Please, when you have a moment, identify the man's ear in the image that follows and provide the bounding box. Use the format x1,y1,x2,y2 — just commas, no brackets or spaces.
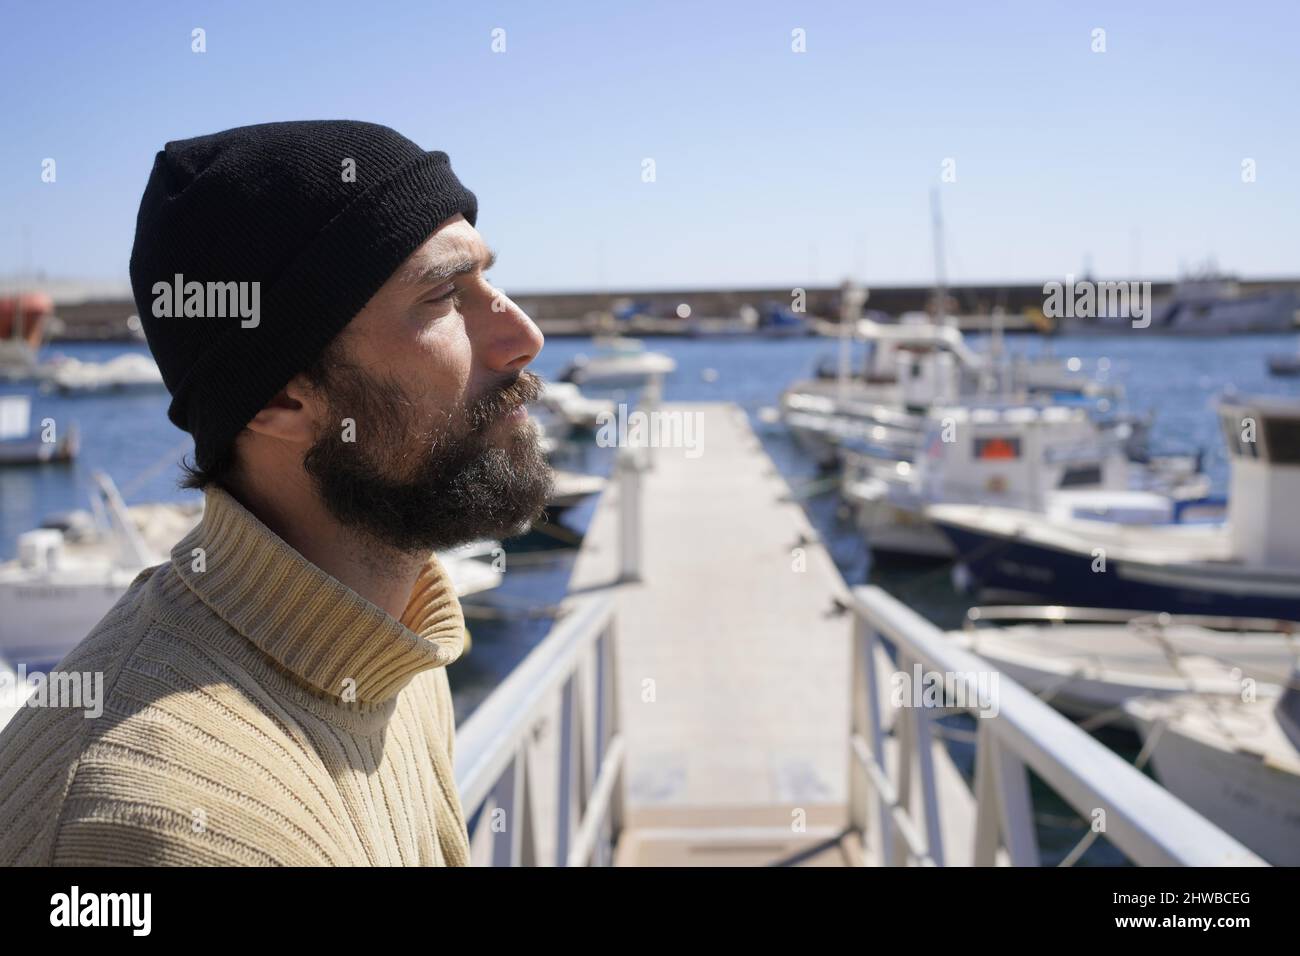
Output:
245,374,322,445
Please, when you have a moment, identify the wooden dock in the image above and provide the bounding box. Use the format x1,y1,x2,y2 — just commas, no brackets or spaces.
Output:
562,401,858,864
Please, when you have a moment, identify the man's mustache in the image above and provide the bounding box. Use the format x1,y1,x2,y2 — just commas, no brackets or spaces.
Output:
467,370,544,432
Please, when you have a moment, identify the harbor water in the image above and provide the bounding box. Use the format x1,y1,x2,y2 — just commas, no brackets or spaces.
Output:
2,333,1296,865
3,331,1297,646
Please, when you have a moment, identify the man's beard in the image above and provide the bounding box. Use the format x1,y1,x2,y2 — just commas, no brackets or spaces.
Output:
302,365,553,555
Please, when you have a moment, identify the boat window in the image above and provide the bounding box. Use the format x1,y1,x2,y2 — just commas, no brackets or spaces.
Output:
1264,417,1300,465
975,436,1020,460
1058,465,1103,487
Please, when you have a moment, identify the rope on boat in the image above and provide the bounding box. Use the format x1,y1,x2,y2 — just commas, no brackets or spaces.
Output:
116,438,194,500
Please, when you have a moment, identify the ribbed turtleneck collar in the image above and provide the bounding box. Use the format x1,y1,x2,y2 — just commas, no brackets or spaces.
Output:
171,486,466,704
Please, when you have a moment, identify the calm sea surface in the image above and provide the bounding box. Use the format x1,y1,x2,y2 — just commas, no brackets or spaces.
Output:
3,333,1295,865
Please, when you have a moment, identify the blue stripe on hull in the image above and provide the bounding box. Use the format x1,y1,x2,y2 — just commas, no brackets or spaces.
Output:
935,523,1300,621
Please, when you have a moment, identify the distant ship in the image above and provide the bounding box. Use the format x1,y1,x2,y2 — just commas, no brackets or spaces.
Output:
1064,273,1298,335
1151,275,1298,334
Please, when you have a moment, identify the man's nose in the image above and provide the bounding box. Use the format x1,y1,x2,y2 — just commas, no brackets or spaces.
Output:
478,288,544,373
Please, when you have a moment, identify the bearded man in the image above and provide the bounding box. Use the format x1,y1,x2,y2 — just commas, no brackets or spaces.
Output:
0,120,551,866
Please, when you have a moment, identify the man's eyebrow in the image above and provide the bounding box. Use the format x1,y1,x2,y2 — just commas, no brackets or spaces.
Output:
404,247,497,288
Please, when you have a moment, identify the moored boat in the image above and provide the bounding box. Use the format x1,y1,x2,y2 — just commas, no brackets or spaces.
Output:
843,402,1210,560
949,605,1299,721
1124,666,1300,866
558,337,676,389
930,395,1300,620
0,395,78,465
0,473,505,672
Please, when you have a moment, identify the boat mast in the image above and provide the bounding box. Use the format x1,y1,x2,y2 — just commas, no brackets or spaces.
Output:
838,279,867,402
930,188,948,325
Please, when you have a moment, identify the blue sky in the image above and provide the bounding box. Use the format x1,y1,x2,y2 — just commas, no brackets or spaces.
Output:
2,0,1297,292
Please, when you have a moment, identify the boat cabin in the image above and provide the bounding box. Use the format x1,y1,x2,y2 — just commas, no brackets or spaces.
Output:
915,404,1131,511
1220,397,1300,568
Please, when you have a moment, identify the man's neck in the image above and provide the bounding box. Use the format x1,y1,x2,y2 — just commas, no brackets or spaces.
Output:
223,474,425,622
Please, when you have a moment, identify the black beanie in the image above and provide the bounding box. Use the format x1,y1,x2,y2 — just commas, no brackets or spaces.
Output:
128,120,478,471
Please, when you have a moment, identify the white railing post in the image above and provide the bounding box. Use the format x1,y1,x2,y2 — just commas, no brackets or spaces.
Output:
972,722,1039,866
555,672,585,866
606,621,626,858
847,617,871,860
860,624,895,864
912,702,946,867
893,689,916,865
617,445,643,583
595,619,623,865
972,725,999,866
489,752,521,867
641,375,662,473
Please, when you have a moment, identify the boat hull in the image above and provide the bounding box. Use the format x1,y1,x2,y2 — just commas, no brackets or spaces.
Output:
935,520,1300,620
853,497,955,560
0,579,130,670
1128,708,1300,867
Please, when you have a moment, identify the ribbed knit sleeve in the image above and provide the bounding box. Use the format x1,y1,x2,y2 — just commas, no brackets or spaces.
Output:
0,488,471,867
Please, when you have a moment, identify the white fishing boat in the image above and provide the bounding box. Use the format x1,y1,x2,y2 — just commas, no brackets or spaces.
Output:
781,314,1137,468
526,398,574,445
781,315,984,465
781,389,925,467
0,473,504,671
929,395,1300,620
0,293,165,392
438,539,506,598
0,656,24,733
1124,666,1300,866
3,349,165,392
0,474,201,670
536,380,616,432
548,469,606,512
44,352,165,392
781,196,1139,469
949,606,1300,721
0,395,78,465
843,402,1211,559
558,337,676,390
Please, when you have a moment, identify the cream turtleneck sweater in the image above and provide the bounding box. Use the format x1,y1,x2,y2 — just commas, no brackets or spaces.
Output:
0,486,471,866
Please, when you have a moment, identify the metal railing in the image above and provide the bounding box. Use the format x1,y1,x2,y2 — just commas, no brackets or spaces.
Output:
965,604,1300,634
454,592,625,866
847,584,1267,866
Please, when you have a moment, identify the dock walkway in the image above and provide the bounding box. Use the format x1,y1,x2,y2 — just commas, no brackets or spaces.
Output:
564,401,856,864
455,401,1264,867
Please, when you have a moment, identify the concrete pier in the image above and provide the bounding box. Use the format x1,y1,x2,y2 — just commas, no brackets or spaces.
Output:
563,401,857,864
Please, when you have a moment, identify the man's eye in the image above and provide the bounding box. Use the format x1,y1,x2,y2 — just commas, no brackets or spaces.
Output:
426,285,461,306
